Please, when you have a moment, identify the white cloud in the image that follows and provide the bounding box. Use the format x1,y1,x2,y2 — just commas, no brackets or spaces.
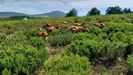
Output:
0,0,133,15
57,0,133,8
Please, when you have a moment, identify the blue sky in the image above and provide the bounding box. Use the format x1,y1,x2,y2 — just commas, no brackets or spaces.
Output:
0,0,133,16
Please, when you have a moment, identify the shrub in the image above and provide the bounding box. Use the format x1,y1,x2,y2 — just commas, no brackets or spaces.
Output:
67,38,127,59
97,32,108,41
44,55,92,75
73,32,107,42
48,29,73,47
125,35,133,52
104,23,133,35
109,32,133,58
89,26,102,35
1,31,45,48
30,37,46,50
126,54,133,72
104,41,128,58
0,44,47,75
23,29,36,39
0,33,6,43
73,33,95,40
0,31,47,74
1,31,28,46
108,32,131,55
67,39,101,59
2,69,11,75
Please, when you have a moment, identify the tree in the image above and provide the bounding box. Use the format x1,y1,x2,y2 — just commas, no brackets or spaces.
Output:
66,8,77,17
123,8,132,14
87,7,101,15
106,6,123,14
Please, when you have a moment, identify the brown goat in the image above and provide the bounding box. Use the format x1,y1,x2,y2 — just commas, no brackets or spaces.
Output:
36,31,48,40
92,23,105,29
43,24,58,32
90,21,105,29
69,26,88,33
74,22,85,26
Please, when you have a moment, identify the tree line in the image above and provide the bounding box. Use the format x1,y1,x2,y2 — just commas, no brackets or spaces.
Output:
66,6,133,17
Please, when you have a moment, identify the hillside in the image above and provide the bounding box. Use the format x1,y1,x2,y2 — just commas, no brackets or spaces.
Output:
0,14,133,75
0,11,66,18
0,12,28,18
32,11,66,18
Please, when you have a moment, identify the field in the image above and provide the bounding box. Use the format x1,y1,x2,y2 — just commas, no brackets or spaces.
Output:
0,14,133,75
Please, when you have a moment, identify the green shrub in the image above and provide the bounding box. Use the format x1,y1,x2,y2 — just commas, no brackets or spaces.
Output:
1,31,45,48
97,32,108,41
110,32,127,42
125,35,133,53
104,23,133,35
0,33,6,43
104,41,128,58
23,29,36,38
126,54,133,72
30,37,46,50
44,55,92,75
0,31,47,74
0,44,47,75
67,39,101,59
48,29,73,47
73,32,100,42
110,32,133,57
1,31,28,46
73,31,108,42
67,38,127,59
2,69,11,75
89,26,102,35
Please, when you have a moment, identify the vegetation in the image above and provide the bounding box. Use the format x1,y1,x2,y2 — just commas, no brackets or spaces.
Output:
123,8,132,14
44,55,92,75
48,29,73,47
0,13,133,75
0,16,35,21
87,7,101,15
106,6,123,14
66,8,77,17
126,54,133,72
0,31,47,75
68,36,128,59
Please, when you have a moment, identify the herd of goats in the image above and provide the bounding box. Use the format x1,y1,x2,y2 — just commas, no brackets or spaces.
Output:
36,21,105,40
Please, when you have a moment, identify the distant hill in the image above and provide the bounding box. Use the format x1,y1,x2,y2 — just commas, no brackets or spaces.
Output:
0,11,66,18
0,12,28,18
32,11,66,18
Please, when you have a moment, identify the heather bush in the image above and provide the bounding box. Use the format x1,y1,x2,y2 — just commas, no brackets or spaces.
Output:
0,44,47,74
104,23,133,35
44,55,92,75
0,33,6,43
48,29,73,47
0,31,47,74
67,38,127,59
126,54,133,72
